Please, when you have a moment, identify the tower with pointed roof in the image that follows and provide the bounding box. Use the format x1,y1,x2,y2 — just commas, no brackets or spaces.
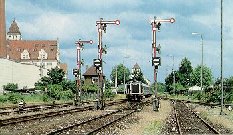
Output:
132,63,141,73
7,19,22,40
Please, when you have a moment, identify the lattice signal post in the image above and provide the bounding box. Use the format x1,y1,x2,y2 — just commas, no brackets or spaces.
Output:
73,39,93,105
95,18,120,110
150,17,175,98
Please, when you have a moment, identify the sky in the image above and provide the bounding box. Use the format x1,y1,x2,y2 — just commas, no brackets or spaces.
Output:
5,0,233,83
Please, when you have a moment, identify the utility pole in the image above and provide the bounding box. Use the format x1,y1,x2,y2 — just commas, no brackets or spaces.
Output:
73,39,93,105
192,32,204,92
123,56,130,93
40,53,44,77
172,56,175,94
220,0,224,115
94,18,120,110
115,66,118,88
167,55,175,94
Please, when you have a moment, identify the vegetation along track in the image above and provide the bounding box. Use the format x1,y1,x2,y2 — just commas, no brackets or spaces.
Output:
46,100,149,135
0,99,126,126
173,101,220,134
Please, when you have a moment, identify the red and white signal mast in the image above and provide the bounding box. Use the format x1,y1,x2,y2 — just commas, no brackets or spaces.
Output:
150,16,175,110
94,18,120,109
73,39,93,105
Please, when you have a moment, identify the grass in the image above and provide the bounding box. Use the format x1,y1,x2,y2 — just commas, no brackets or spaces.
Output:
0,91,117,107
196,105,233,133
114,94,126,100
143,121,162,135
0,93,74,107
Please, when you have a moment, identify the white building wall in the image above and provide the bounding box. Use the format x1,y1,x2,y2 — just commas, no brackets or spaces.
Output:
33,61,58,77
20,60,58,77
0,58,41,93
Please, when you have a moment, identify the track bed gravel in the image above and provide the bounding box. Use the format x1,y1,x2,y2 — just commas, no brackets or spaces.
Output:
118,100,172,135
0,101,127,134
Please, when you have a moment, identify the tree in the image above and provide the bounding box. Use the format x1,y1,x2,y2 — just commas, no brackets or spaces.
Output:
165,71,179,93
214,77,233,103
47,66,65,84
110,64,130,85
131,69,146,83
165,58,193,94
35,66,66,90
151,82,166,93
60,80,76,93
178,57,193,88
190,65,213,87
34,67,75,101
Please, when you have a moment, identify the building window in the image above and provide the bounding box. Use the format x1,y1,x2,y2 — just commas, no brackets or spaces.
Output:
38,49,48,60
47,63,52,66
21,49,30,60
92,77,98,84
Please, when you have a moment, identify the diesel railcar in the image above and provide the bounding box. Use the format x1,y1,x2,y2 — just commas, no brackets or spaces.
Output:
125,81,152,101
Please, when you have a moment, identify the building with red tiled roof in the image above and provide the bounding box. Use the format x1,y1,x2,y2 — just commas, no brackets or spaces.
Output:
5,19,62,77
7,40,58,61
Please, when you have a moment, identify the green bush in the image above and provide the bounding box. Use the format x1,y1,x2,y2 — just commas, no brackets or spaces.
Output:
0,95,8,103
59,90,74,100
3,83,18,92
82,84,99,93
7,93,22,104
47,84,63,100
104,88,115,99
42,94,50,102
82,92,97,100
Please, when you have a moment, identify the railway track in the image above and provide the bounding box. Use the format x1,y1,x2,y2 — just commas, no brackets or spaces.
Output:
0,99,126,127
0,99,127,116
46,100,149,135
173,101,220,134
0,102,74,116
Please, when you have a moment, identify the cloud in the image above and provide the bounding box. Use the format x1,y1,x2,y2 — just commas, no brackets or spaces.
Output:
6,0,233,82
18,12,97,43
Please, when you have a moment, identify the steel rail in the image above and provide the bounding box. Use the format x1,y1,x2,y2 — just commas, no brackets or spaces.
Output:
0,105,92,126
174,106,182,135
46,109,121,135
86,110,135,135
47,100,147,134
179,101,220,134
192,109,220,134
